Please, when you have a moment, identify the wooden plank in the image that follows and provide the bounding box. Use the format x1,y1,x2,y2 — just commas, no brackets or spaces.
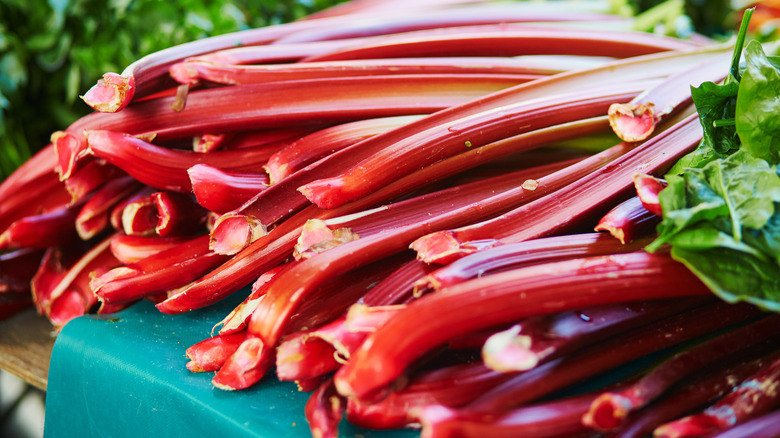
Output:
0,308,54,391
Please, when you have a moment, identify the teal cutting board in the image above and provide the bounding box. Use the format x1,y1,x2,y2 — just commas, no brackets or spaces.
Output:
44,291,416,438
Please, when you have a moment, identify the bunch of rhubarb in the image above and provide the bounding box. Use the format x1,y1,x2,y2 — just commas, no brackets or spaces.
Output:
2,1,779,437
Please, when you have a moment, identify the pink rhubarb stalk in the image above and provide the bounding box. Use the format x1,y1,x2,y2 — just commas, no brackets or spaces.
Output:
302,25,699,62
634,172,667,216
170,57,548,86
75,175,142,240
80,72,136,113
418,232,650,291
188,165,269,214
482,298,709,373
332,251,713,402
594,195,661,244
305,379,345,438
0,197,87,251
298,81,648,209
654,354,780,438
207,46,729,247
411,114,703,264
86,131,277,193
265,115,425,184
109,234,192,264
91,235,229,304
582,315,780,431
185,330,249,373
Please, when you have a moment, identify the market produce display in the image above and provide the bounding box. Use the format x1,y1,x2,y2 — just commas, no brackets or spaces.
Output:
2,0,780,436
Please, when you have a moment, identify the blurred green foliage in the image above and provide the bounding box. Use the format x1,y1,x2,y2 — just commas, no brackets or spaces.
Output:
0,0,346,180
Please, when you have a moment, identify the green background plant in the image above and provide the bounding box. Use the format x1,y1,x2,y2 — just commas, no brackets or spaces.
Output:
0,0,346,180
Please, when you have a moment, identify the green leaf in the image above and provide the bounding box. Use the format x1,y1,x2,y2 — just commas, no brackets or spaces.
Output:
671,246,780,312
744,205,780,264
690,79,740,155
735,40,780,162
666,139,724,174
702,150,780,241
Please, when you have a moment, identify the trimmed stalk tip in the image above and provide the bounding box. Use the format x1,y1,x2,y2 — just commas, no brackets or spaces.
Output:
81,73,135,113
608,102,655,142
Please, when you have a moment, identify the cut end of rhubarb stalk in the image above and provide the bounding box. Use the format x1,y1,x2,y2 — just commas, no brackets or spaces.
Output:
482,325,539,372
81,72,135,113
264,162,288,185
581,392,633,431
410,233,496,265
294,219,360,260
211,337,270,390
633,173,667,216
52,131,88,180
298,178,347,210
169,62,200,85
210,213,268,255
608,102,656,142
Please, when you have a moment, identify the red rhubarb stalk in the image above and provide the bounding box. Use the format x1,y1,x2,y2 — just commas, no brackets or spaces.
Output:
305,379,345,438
0,197,87,251
464,302,760,413
188,165,269,214
211,336,274,390
301,48,727,210
332,251,713,402
347,361,514,430
65,74,520,181
633,172,667,216
81,72,135,113
593,196,661,244
0,248,43,295
411,114,703,264
709,410,780,438
185,330,249,373
246,160,604,347
418,233,650,291
92,235,229,304
149,191,209,237
75,176,142,240
86,131,277,193
0,168,73,234
280,3,622,44
608,52,729,142
0,143,58,201
214,116,603,255
207,45,728,242
298,81,649,209
170,57,548,86
165,127,596,311
109,235,192,264
482,298,709,373
302,25,699,62
215,265,288,336
416,391,597,438
265,115,425,184
62,161,125,202
609,351,779,438
79,14,358,110
582,315,780,431
653,354,780,438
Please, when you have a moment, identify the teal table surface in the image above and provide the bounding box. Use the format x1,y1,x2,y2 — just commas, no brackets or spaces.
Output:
43,291,416,438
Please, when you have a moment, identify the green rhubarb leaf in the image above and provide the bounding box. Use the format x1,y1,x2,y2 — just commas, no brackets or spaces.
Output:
648,171,728,251
744,205,780,265
670,246,780,312
689,79,740,156
736,40,780,163
664,222,767,260
666,139,724,176
701,151,780,239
